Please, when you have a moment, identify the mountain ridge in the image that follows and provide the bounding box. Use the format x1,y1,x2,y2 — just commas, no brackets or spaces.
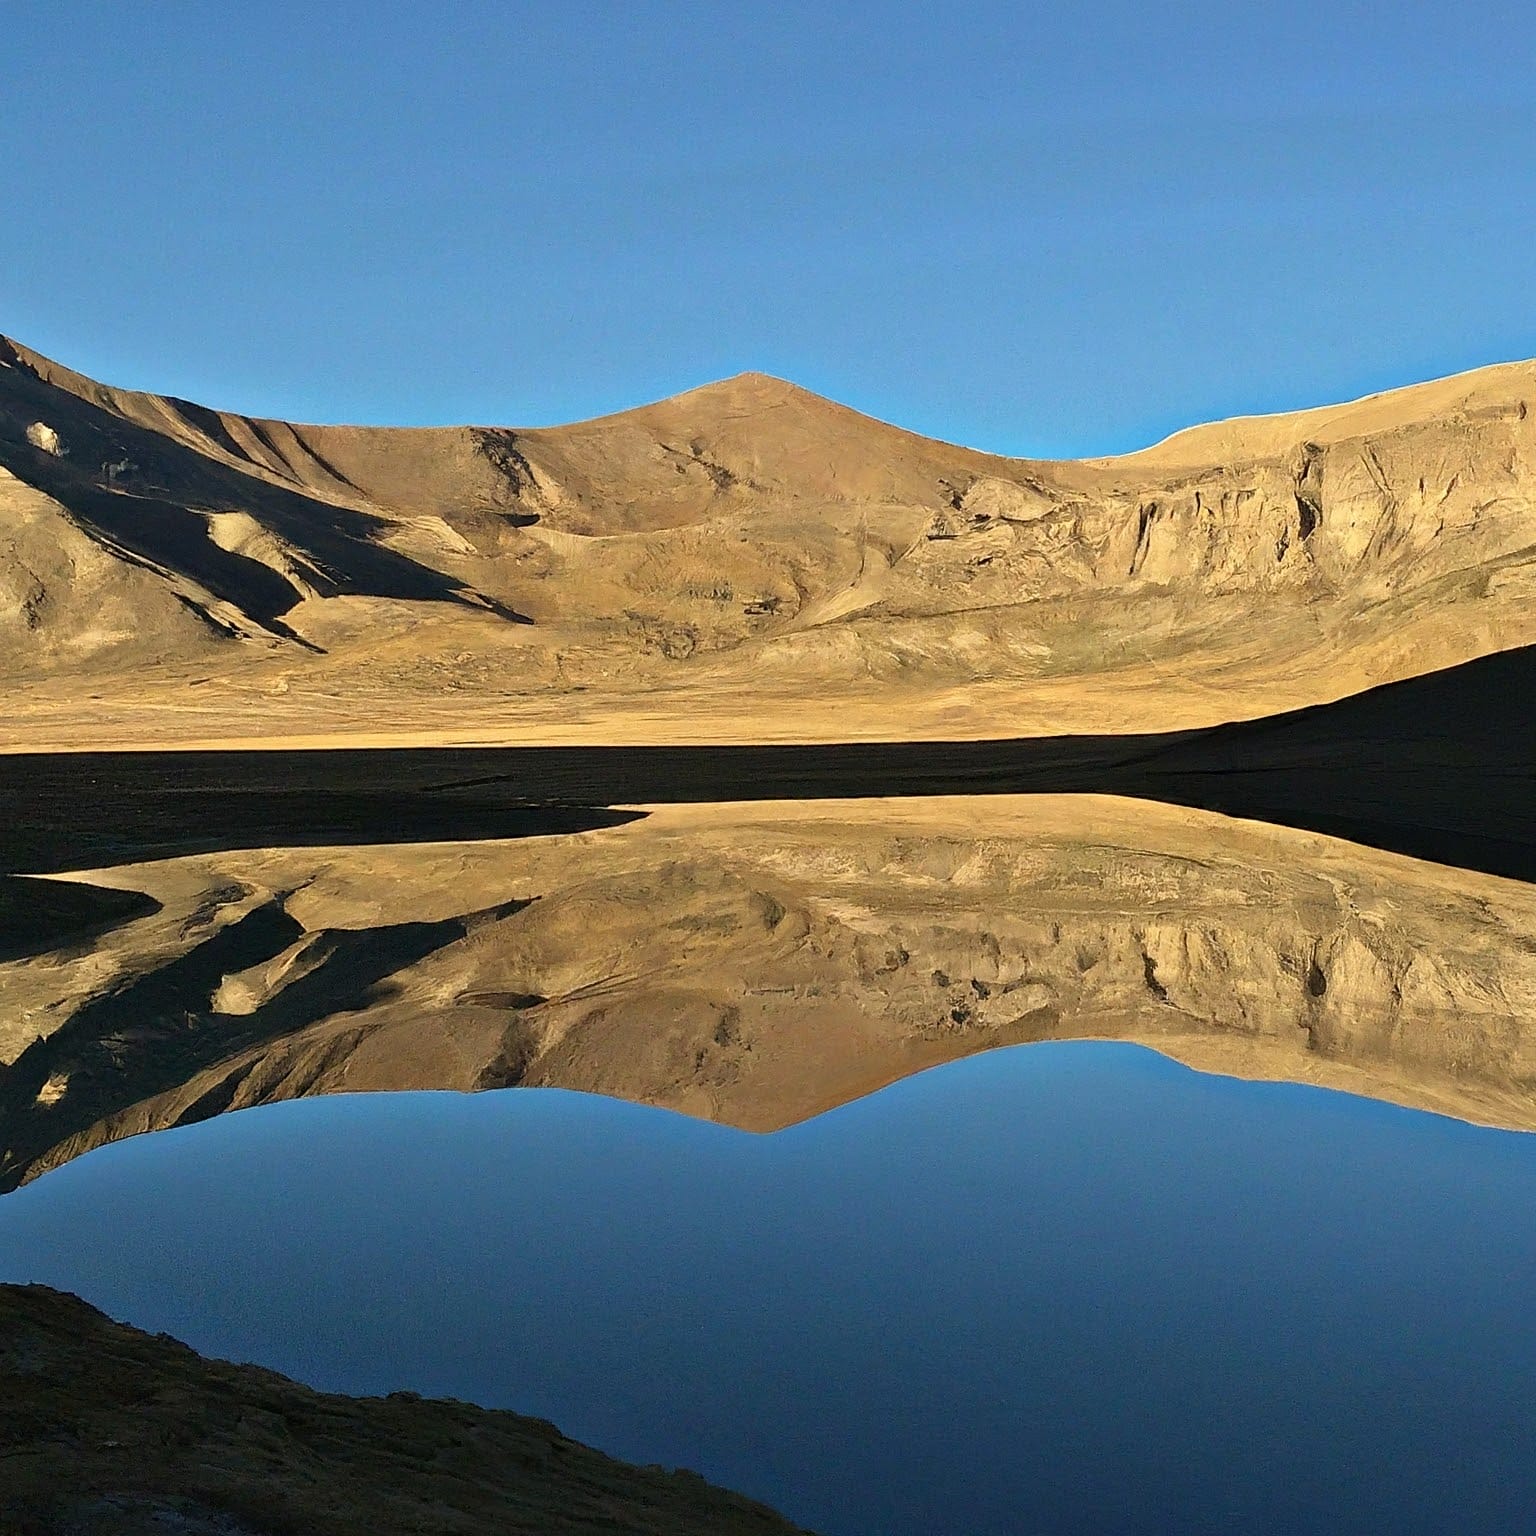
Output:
11,332,1536,461
0,1283,814,1535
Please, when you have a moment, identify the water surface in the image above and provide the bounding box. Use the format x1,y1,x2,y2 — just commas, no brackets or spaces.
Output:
3,1041,1534,1535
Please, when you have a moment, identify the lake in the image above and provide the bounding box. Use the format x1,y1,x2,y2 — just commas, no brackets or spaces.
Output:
3,1040,1534,1535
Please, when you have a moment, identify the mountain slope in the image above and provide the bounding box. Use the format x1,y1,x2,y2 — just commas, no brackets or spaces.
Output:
0,1283,813,1536
4,335,1536,745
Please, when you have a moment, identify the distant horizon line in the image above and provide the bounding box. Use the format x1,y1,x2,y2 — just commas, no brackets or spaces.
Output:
6,328,1533,467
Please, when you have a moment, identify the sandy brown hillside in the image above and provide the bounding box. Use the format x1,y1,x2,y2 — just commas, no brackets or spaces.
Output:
4,335,1536,746
8,792,1536,1193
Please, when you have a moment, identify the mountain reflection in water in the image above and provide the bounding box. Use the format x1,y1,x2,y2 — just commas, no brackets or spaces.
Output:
2,1041,1533,1536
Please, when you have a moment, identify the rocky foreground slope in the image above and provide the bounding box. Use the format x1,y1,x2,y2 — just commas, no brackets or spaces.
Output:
0,1284,811,1535
5,335,1536,745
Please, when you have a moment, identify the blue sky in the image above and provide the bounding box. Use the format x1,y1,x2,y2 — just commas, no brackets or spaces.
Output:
5,1,1534,456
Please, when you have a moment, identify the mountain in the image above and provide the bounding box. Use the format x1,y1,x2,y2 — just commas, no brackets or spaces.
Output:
4,336,1536,746
4,337,1536,1186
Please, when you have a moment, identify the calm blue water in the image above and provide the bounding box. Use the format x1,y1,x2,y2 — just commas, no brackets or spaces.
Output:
3,1041,1535,1535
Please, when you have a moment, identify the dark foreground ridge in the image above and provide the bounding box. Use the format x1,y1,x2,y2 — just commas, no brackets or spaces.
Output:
2,643,1534,883
0,1283,814,1536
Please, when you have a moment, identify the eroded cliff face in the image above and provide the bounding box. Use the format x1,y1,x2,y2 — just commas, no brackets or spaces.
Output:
741,384,1536,720
4,336,1536,745
5,798,1534,1190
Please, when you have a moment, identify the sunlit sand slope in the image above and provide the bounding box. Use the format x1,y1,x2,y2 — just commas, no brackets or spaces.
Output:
5,336,1536,744
5,796,1535,1190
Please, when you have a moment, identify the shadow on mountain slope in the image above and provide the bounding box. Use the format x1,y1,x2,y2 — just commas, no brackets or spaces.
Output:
0,794,643,878
0,338,529,632
0,895,532,1192
0,877,161,964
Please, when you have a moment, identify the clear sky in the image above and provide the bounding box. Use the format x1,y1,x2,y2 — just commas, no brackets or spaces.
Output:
5,1,1534,456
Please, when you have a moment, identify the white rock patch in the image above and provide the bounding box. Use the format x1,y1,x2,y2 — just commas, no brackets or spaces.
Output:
25,422,64,456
